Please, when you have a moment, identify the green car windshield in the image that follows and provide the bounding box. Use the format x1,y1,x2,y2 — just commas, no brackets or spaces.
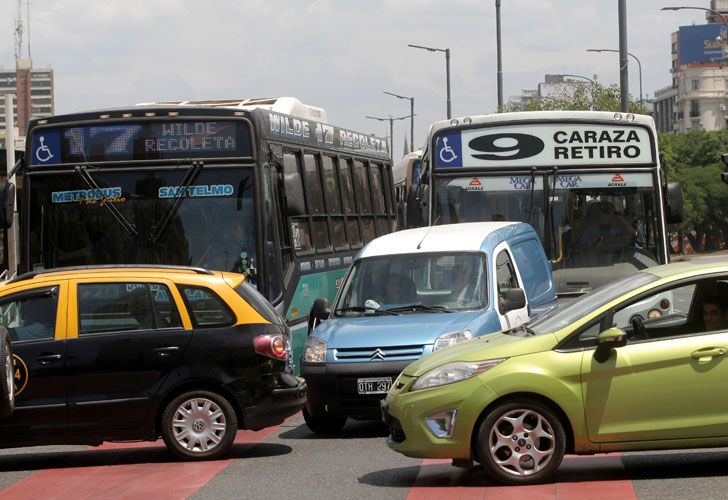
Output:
527,272,658,335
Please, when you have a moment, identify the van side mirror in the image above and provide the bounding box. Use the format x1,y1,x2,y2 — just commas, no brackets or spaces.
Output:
307,298,330,335
0,183,15,229
594,326,627,363
501,288,526,313
666,182,684,224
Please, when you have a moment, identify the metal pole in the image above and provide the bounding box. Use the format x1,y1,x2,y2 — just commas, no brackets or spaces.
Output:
618,0,629,112
4,94,17,276
634,54,643,105
445,49,452,119
389,117,394,164
496,0,503,112
410,98,414,152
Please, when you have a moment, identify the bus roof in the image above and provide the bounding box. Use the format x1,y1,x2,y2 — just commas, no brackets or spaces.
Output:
429,110,656,135
135,96,328,123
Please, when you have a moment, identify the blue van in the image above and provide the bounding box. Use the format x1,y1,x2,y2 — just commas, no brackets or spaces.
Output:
300,222,556,434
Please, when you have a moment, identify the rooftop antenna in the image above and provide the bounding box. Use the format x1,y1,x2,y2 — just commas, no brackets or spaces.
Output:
14,0,23,62
416,215,440,250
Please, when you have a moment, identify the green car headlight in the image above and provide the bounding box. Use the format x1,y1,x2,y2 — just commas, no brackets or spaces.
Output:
411,358,506,391
303,336,327,363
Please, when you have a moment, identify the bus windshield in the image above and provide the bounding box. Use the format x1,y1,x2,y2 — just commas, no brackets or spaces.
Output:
27,167,257,274
424,112,671,298
435,172,661,294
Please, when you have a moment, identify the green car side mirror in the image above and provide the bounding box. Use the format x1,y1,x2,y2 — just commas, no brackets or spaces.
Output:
594,327,627,363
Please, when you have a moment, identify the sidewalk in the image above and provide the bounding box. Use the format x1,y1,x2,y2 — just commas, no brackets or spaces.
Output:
671,249,728,262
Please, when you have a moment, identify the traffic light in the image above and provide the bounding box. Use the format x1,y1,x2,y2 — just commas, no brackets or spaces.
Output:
722,153,728,184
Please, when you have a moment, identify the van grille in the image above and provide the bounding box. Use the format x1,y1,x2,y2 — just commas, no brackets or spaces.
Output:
334,344,425,361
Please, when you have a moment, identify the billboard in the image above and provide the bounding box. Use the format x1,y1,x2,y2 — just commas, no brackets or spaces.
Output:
678,24,727,65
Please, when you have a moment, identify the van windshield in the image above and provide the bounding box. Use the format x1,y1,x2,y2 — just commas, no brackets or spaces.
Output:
335,252,487,316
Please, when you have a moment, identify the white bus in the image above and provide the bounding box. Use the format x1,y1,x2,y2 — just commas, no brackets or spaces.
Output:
408,111,683,299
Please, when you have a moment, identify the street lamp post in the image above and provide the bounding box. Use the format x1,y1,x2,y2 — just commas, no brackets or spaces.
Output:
408,44,451,119
587,48,643,105
366,114,412,164
383,91,415,153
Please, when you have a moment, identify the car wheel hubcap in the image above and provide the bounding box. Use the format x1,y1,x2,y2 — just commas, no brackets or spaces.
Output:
488,408,556,477
5,351,13,405
172,398,227,453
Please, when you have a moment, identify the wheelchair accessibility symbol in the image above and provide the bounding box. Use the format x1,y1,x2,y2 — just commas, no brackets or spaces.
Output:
35,136,54,163
439,137,458,164
436,132,462,168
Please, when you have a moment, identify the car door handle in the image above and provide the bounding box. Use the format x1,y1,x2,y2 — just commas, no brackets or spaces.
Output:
154,346,180,357
36,354,62,364
691,347,727,361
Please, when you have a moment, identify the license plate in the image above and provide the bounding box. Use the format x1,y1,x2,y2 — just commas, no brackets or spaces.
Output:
357,377,392,395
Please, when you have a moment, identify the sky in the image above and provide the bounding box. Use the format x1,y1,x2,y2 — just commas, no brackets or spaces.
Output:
0,0,720,154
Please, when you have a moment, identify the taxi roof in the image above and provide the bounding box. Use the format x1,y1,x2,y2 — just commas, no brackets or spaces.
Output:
358,222,518,258
6,265,218,284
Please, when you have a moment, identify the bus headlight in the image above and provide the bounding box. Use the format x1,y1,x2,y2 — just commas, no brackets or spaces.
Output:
303,337,327,363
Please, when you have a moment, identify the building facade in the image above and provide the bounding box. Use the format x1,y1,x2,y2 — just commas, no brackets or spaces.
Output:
0,58,54,142
653,0,728,132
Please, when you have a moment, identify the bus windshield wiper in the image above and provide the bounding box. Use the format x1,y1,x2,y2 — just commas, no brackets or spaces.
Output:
75,165,138,236
151,161,204,242
336,306,401,316
386,303,453,313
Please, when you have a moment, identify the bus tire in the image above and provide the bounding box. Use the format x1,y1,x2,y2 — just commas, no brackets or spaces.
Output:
0,327,15,418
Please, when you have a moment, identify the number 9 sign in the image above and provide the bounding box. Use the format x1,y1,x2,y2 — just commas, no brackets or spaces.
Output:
469,133,544,161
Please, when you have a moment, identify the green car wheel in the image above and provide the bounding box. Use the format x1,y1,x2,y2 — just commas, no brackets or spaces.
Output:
476,400,566,485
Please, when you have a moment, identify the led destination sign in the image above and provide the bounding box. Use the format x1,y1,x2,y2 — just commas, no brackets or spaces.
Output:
30,120,251,166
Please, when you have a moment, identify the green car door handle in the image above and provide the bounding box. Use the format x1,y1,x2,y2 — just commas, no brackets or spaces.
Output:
691,347,727,361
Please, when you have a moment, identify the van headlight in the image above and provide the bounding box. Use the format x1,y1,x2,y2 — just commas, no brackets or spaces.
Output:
411,358,506,391
433,330,472,351
303,337,327,363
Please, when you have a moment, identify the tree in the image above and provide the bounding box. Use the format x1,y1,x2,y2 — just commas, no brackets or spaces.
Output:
504,81,647,114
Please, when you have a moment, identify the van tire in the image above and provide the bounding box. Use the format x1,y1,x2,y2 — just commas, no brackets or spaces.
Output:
0,327,15,418
303,407,346,435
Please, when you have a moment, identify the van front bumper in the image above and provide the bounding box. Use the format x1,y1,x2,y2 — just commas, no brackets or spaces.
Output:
302,360,413,420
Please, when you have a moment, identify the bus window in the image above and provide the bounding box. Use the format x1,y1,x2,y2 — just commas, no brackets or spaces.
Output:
303,154,325,215
338,160,361,247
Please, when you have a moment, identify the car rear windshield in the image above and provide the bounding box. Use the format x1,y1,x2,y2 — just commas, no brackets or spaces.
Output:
235,281,282,325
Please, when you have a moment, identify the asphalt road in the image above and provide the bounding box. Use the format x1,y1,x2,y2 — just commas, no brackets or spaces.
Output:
1,414,728,499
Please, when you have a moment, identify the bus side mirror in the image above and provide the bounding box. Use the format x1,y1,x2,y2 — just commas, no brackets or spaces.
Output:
405,186,423,228
666,182,684,224
0,183,15,229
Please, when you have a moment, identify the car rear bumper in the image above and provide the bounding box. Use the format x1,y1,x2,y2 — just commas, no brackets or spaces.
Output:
240,375,307,430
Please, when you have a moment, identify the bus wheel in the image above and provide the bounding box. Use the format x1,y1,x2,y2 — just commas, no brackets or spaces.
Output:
161,390,237,460
303,407,346,435
0,327,15,418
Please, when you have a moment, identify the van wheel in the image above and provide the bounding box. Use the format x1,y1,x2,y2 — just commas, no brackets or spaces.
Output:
0,327,14,418
475,400,565,485
161,390,237,460
303,407,346,435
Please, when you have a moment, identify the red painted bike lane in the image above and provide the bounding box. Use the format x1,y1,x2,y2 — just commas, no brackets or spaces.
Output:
0,427,279,500
407,455,638,500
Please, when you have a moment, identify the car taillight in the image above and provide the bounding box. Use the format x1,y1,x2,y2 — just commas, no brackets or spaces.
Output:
254,334,288,361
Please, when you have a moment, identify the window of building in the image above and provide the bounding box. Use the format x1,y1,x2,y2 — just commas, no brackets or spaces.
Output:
692,79,700,91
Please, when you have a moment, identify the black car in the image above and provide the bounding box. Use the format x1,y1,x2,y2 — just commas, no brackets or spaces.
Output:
0,265,306,460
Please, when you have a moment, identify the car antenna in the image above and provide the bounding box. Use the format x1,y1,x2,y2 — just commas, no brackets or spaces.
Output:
417,215,440,250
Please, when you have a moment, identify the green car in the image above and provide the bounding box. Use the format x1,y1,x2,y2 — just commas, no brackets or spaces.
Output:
383,261,728,485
